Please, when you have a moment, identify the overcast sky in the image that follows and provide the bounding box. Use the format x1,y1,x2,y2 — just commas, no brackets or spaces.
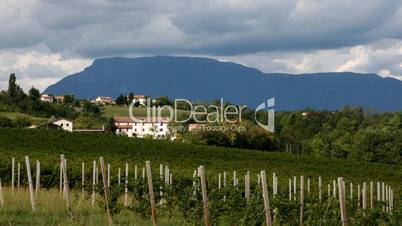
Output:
1,0,402,91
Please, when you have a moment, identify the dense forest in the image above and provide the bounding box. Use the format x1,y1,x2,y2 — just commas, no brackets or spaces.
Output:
177,108,402,164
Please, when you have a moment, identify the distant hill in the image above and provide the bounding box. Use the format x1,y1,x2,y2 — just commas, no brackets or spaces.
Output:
44,56,402,111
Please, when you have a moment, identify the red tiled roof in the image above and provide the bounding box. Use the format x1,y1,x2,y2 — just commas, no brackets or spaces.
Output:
114,116,170,123
116,125,132,129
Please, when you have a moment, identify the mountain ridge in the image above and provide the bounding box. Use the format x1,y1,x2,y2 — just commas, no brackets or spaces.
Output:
44,56,402,111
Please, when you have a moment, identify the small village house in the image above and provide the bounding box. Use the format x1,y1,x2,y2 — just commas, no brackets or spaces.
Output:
95,96,114,105
45,118,73,132
132,95,147,106
55,95,64,104
114,116,171,139
40,94,54,103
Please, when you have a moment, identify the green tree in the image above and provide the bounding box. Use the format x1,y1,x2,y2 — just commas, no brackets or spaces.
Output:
28,87,40,100
128,92,134,104
83,101,101,115
115,94,127,105
63,94,75,105
7,73,17,98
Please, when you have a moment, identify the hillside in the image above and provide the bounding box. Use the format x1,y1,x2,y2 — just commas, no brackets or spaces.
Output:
0,129,401,191
44,56,402,111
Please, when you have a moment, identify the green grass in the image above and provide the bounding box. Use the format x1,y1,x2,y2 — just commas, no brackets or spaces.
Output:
0,188,184,225
0,112,49,124
0,128,401,193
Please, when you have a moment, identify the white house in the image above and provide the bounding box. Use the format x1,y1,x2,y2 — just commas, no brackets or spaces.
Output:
48,118,74,132
114,116,133,136
95,96,114,105
114,116,171,139
40,94,54,103
132,95,147,106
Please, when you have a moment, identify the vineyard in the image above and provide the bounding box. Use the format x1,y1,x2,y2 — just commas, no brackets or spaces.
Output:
0,155,400,225
0,129,401,225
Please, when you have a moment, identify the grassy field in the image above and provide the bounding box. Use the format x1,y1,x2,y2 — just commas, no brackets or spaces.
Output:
0,188,182,226
0,112,48,124
0,128,401,191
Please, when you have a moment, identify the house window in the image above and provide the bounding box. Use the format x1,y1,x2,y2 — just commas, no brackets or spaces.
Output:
143,128,145,132
61,123,63,126
135,128,137,132
66,123,69,127
160,123,163,126
160,128,163,132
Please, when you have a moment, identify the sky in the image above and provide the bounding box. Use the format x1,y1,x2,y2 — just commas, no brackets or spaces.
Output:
1,0,402,91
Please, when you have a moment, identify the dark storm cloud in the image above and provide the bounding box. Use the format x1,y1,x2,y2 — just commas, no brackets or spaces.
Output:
2,0,402,57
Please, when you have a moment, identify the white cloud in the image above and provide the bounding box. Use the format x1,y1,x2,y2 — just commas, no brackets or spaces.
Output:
217,39,402,78
0,51,91,91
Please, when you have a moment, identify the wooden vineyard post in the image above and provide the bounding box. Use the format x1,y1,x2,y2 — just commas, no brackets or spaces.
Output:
135,165,138,180
60,154,64,197
198,166,210,226
333,180,336,198
385,185,389,212
382,182,385,212
95,162,98,185
293,176,297,201
25,156,36,212
233,171,237,187
124,163,128,207
370,182,373,208
389,186,392,213
261,170,273,226
35,160,40,199
377,182,380,202
118,167,121,185
338,177,348,226
17,162,20,191
159,164,163,201
289,179,292,201
307,178,310,196
164,166,169,185
11,157,15,195
92,160,96,206
350,183,353,200
275,175,278,196
362,182,367,216
357,185,360,208
223,172,227,187
0,179,4,207
272,172,276,198
62,158,71,213
107,163,111,187
318,176,322,203
142,167,145,179
100,157,113,226
82,162,85,197
218,173,222,189
245,171,250,202
146,161,157,226
300,176,304,225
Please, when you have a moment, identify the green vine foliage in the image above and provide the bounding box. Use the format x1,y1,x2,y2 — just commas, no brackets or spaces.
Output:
87,175,401,226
